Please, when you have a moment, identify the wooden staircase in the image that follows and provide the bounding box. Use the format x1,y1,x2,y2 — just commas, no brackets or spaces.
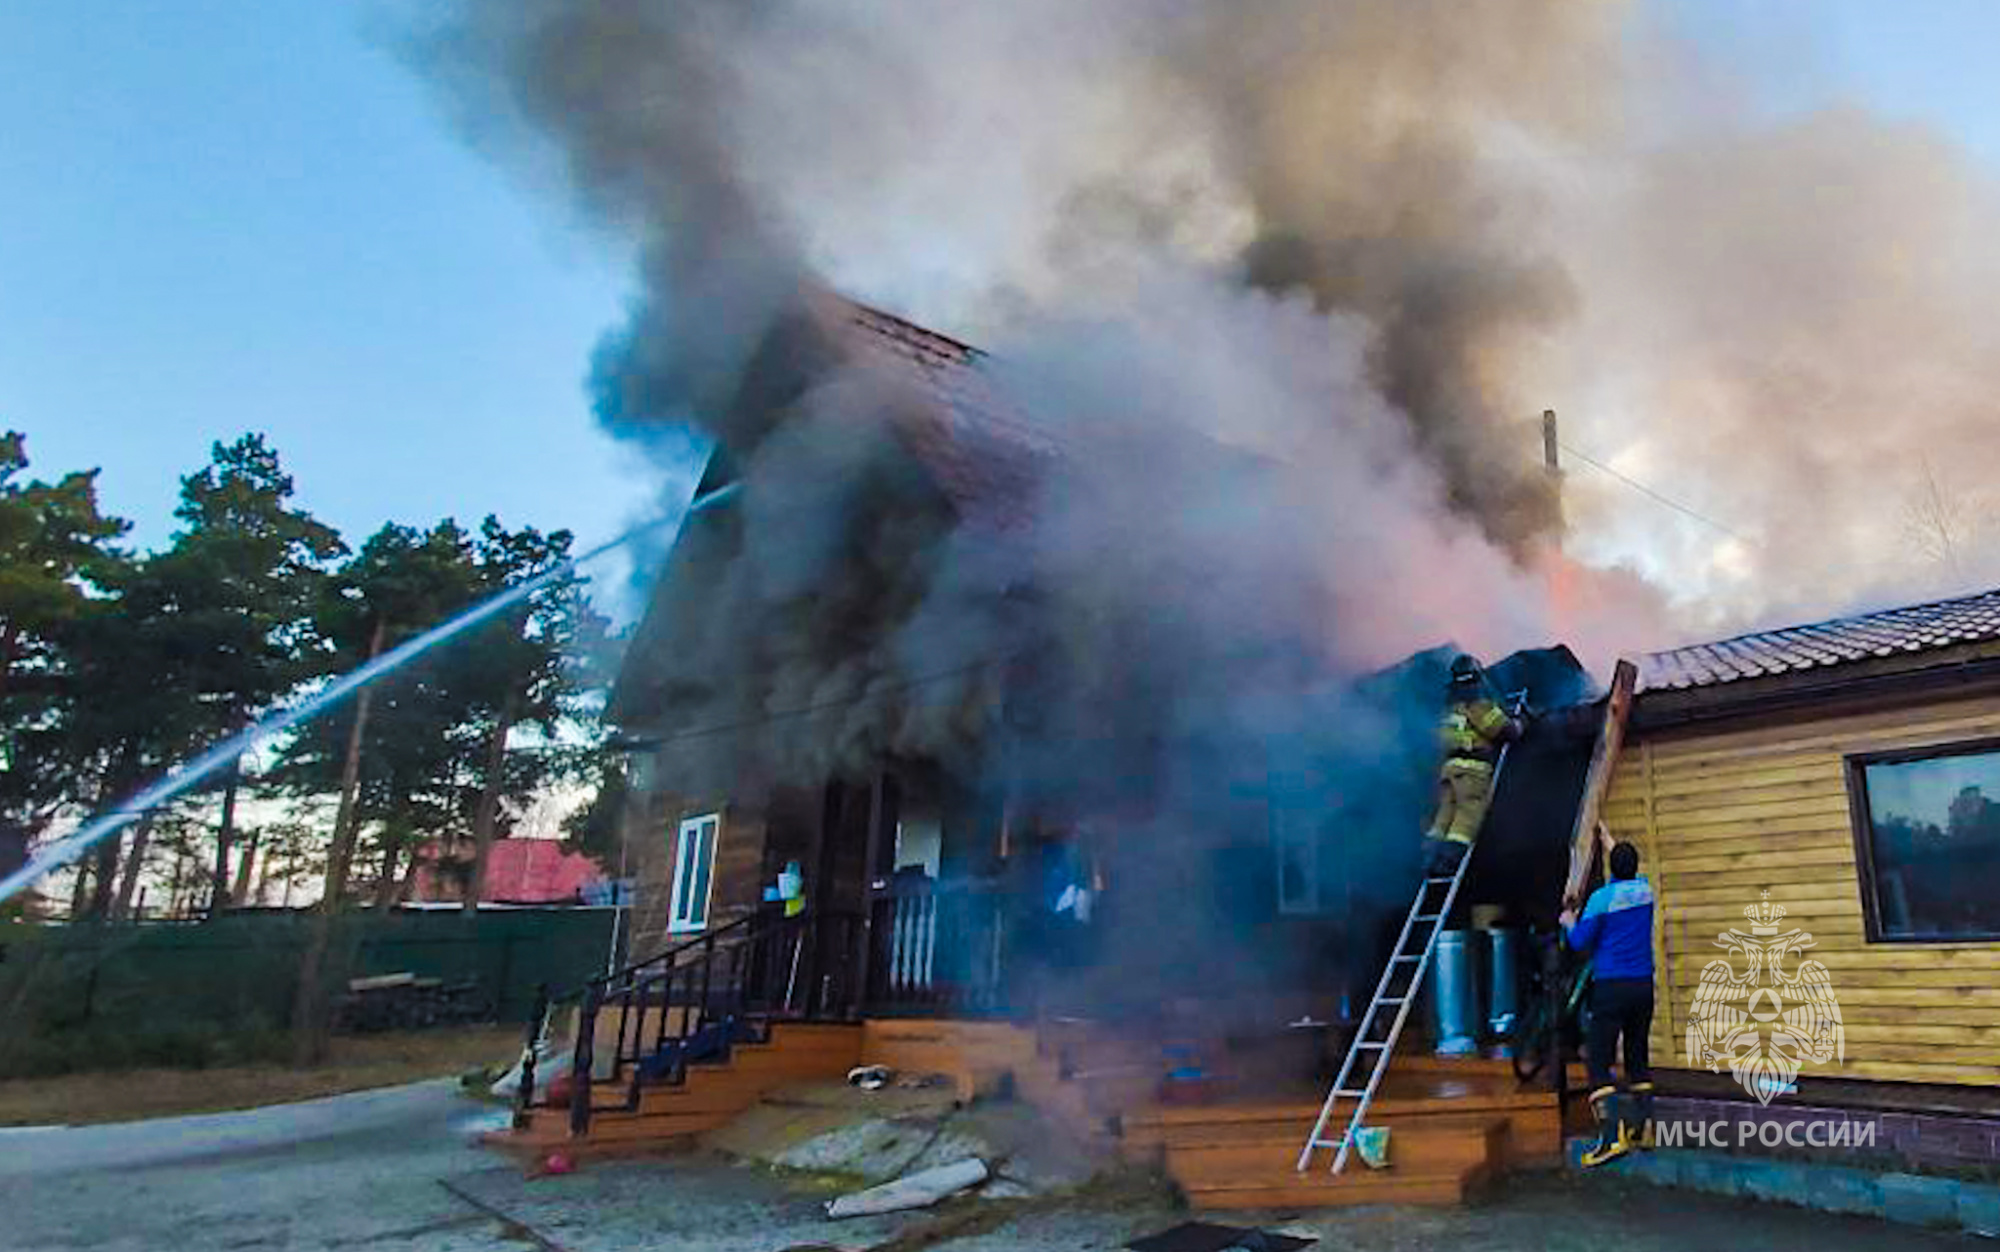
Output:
494,1021,863,1158
1116,1056,1562,1210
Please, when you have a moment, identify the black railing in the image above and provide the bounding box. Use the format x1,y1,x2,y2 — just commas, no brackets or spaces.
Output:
864,884,1009,1017
514,907,863,1135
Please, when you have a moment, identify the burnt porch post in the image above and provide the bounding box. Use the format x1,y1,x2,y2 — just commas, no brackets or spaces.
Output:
852,770,891,1017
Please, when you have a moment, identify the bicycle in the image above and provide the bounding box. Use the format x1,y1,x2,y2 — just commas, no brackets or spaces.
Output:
1510,929,1592,1086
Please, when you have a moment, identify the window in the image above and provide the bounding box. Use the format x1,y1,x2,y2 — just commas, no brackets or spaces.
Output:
668,813,719,933
1847,739,2000,942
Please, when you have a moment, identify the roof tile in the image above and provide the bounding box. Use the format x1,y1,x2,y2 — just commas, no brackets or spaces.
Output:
1637,586,2000,692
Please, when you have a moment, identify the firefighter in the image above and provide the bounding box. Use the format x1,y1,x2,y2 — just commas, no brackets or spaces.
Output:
1420,654,1523,879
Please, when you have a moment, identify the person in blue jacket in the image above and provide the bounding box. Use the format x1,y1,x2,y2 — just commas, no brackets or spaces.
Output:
1560,824,1655,1167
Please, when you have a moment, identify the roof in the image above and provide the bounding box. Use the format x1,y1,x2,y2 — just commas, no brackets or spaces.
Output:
411,838,604,905
1636,585,2000,693
817,294,1055,532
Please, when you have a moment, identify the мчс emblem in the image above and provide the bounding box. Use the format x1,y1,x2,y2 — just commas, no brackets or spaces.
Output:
1685,892,1845,1105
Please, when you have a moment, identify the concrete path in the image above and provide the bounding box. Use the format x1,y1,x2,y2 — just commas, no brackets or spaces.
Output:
0,1081,1978,1251
1,1080,526,1251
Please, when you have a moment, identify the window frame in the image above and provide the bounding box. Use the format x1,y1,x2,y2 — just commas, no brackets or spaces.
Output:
667,812,721,934
1844,735,2000,944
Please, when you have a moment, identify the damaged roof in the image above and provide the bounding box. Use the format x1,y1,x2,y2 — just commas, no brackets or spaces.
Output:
1637,584,2000,693
814,293,1055,532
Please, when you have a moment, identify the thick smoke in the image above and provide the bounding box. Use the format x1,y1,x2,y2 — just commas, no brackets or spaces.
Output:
418,3,2000,1006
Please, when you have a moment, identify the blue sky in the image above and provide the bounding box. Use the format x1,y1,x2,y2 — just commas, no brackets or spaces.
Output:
0,3,644,562
5,1,2000,609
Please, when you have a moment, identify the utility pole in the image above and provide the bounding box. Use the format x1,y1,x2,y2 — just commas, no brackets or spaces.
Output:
1542,409,1564,553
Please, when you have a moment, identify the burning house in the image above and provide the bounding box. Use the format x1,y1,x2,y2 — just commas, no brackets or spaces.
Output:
494,286,1613,1206
463,0,2000,1211
606,288,1595,1019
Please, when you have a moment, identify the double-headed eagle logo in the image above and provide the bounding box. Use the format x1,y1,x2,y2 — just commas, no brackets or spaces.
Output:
1685,892,1845,1105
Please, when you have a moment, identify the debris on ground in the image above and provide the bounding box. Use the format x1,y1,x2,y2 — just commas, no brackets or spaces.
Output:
848,1065,895,1091
710,1080,1104,1197
488,1039,570,1100
826,1157,990,1218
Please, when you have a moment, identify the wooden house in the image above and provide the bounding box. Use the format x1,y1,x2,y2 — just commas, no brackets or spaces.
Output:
1605,588,2000,1101
495,291,1594,1205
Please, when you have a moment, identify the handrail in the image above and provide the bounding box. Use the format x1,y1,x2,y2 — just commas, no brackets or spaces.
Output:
518,906,864,1134
589,911,760,992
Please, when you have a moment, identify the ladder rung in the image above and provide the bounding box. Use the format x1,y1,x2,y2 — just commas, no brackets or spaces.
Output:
1356,1041,1387,1049
1333,1088,1366,1097
1393,954,1420,962
1379,997,1406,1005
1424,876,1456,885
1415,913,1442,922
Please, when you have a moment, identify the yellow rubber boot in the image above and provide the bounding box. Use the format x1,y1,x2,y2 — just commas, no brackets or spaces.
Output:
1579,1085,1631,1168
1631,1082,1657,1151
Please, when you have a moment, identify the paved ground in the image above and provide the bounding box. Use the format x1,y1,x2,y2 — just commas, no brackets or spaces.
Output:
0,1081,1975,1251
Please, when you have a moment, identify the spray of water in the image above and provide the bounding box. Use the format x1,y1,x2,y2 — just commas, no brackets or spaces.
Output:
0,495,725,911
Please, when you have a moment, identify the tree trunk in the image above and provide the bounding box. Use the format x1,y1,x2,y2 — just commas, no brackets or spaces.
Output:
84,754,136,921
463,692,520,912
234,824,262,900
294,617,387,1065
373,828,405,910
235,827,262,905
113,818,154,920
69,856,92,921
0,619,18,708
320,618,386,910
87,835,121,920
166,848,185,918
209,757,242,918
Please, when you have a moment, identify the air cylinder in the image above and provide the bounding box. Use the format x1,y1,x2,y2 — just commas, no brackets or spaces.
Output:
1430,930,1480,1056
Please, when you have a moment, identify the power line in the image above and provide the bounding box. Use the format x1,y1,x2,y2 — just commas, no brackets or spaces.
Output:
1557,440,1752,545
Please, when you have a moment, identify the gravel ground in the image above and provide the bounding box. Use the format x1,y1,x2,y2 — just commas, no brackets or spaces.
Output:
0,1080,1975,1251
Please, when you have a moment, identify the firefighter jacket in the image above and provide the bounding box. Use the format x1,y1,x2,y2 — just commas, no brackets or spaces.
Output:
1438,698,1517,767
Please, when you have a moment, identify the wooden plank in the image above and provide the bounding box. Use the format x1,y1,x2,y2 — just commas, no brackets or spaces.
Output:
1650,811,1856,839
1662,845,1859,873
1643,762,1844,799
1664,898,1864,920
1649,794,1853,826
1839,1023,2000,1045
1653,824,1852,852
1667,945,2000,967
1652,778,1850,815
1643,702,2000,765
1832,1006,2000,1027
1564,660,1636,908
1662,882,1861,907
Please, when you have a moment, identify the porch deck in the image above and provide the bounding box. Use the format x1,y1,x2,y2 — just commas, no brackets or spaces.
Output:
492,1010,1567,1211
1116,1056,1565,1209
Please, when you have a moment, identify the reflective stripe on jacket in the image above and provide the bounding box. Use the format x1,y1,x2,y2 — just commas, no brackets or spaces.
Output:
1439,698,1513,761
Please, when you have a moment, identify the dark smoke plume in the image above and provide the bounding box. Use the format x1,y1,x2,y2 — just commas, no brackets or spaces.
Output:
415,3,2000,1006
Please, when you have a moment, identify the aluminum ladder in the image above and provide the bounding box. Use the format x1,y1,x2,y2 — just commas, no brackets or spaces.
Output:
1296,691,1528,1175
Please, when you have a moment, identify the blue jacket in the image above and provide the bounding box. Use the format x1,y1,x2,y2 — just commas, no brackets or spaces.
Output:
1566,876,1655,982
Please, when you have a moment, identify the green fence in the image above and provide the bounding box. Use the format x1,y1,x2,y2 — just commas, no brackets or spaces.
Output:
1,907,619,1038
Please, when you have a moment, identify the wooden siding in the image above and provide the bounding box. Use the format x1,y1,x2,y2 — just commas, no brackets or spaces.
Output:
1603,690,2000,1088
625,792,770,959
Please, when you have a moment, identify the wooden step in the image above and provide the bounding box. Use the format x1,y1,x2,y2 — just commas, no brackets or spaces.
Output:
1119,1074,1562,1169
1184,1157,1486,1210
1391,1053,1591,1085
515,1104,731,1145
1171,1114,1506,1188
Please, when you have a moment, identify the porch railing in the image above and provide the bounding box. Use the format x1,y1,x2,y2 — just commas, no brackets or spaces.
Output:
512,907,861,1135
864,884,1009,1017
